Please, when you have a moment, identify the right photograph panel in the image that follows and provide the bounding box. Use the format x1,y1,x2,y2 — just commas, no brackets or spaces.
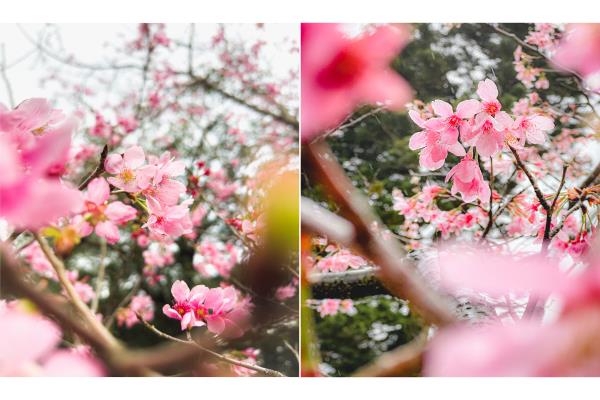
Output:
300,23,600,377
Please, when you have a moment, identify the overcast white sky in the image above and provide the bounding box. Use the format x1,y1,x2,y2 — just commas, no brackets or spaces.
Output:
0,23,298,106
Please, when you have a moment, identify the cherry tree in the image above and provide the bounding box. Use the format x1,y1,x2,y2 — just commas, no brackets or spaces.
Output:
301,23,599,376
1,23,298,376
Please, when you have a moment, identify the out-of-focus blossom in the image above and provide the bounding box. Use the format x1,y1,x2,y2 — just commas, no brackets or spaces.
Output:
301,23,412,142
0,306,104,376
553,24,600,89
315,249,368,273
117,293,155,328
426,244,600,376
230,348,260,377
0,101,83,229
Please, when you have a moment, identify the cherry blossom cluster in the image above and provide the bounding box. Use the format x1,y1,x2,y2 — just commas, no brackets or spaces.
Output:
193,239,241,278
309,237,368,273
103,146,193,240
308,299,357,318
392,184,488,248
408,79,554,204
162,280,251,337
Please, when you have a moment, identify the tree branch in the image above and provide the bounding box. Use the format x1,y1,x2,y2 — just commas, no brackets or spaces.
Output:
303,141,455,327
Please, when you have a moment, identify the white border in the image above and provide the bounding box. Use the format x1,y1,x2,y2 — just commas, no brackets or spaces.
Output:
0,0,598,23
1,377,599,399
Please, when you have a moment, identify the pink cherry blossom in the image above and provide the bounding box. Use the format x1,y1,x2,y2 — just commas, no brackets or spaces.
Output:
423,99,481,145
476,79,502,117
145,197,193,238
231,348,260,377
162,280,197,330
512,114,554,145
104,146,146,192
137,151,186,206
445,154,490,204
301,23,412,142
408,110,466,170
79,177,137,244
461,112,508,157
275,283,297,301
315,248,368,273
117,293,155,328
189,285,250,338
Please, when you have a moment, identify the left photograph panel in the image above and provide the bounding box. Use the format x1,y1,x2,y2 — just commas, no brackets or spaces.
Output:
0,23,299,377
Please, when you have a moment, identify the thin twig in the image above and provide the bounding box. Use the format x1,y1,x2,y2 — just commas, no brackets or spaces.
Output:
78,145,109,190
138,315,286,377
509,145,550,212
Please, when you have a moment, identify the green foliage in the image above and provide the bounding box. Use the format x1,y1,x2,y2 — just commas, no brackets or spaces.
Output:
315,296,422,377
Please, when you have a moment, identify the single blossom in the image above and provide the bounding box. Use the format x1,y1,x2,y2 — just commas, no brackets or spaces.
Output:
512,114,554,145
408,110,466,170
162,280,197,330
423,99,481,145
104,146,146,192
445,155,491,204
79,177,137,244
301,23,412,142
476,79,502,117
145,197,193,238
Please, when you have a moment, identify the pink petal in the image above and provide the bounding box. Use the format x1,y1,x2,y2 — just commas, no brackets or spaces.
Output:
104,154,124,174
408,131,428,150
171,280,190,303
456,99,481,119
532,115,554,131
207,316,226,334
408,110,426,128
86,177,109,205
438,247,564,296
95,221,120,244
0,310,60,374
431,100,453,117
477,79,498,102
105,201,137,224
448,142,466,157
123,146,145,169
162,305,182,320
